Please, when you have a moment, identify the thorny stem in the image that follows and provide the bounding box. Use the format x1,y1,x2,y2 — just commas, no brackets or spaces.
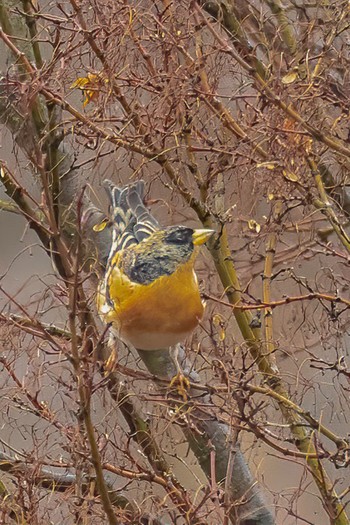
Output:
243,383,349,452
103,371,198,521
199,0,268,78
1,316,194,520
184,10,350,522
201,202,349,525
310,3,349,82
0,81,192,525
0,451,134,513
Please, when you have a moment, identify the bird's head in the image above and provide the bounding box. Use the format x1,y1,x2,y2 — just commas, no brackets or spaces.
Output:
120,226,215,285
163,226,215,248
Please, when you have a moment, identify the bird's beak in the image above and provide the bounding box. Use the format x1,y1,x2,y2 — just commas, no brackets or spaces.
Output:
192,229,215,246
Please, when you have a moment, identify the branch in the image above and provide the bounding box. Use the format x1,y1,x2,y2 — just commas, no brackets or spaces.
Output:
194,2,350,160
204,291,350,312
264,0,297,54
262,200,283,373
138,347,275,525
0,451,137,513
199,0,268,78
307,153,350,254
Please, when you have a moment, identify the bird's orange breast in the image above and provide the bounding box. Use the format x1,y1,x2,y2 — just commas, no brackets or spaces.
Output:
102,257,204,350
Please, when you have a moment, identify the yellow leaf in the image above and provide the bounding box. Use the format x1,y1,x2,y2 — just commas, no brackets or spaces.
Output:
93,218,109,232
104,349,118,375
256,162,277,170
283,170,299,182
71,72,107,106
213,314,223,326
71,77,89,89
219,327,225,341
268,193,274,201
305,138,313,154
282,71,298,85
248,219,261,233
213,314,225,341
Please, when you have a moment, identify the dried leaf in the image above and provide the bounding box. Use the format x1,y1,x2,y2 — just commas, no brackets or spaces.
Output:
213,314,223,326
104,349,118,375
71,73,107,106
283,170,299,182
93,218,109,232
219,328,225,342
282,71,298,85
256,162,278,170
212,314,226,341
248,219,261,233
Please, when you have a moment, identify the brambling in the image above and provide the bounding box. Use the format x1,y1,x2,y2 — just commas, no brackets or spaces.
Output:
96,180,214,385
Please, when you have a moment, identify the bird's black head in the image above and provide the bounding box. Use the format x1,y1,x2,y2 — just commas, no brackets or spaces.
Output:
163,226,194,247
123,225,214,285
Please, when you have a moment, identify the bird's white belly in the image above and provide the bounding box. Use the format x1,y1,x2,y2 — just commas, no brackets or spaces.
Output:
120,328,193,351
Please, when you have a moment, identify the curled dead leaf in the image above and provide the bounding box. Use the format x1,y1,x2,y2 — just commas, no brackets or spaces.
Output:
282,71,298,85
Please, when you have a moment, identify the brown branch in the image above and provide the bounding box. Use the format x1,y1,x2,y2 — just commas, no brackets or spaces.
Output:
203,291,350,311
199,0,268,78
0,313,75,341
184,379,349,455
243,383,349,452
194,1,350,159
307,153,350,254
0,451,134,512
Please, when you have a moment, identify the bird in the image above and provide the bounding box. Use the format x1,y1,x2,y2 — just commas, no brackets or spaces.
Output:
96,179,214,387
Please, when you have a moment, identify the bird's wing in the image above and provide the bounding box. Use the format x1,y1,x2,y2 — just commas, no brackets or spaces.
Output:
103,179,159,251
103,179,137,252
100,179,158,311
126,184,159,242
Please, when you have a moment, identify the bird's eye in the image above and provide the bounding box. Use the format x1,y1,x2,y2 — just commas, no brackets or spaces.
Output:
165,228,193,245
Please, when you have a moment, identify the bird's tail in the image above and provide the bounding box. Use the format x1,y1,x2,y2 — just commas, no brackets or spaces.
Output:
103,179,159,254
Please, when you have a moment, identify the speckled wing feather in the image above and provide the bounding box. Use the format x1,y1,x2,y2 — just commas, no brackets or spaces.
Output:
101,180,161,307
103,179,159,251
104,180,137,253
126,184,159,242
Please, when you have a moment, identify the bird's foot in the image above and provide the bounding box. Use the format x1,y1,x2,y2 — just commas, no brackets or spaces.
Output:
169,372,190,401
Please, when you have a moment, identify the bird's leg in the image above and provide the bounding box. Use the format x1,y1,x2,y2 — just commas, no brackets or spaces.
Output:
103,329,119,375
169,344,190,401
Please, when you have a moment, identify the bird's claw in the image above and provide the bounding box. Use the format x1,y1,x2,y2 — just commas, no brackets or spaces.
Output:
169,372,190,401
